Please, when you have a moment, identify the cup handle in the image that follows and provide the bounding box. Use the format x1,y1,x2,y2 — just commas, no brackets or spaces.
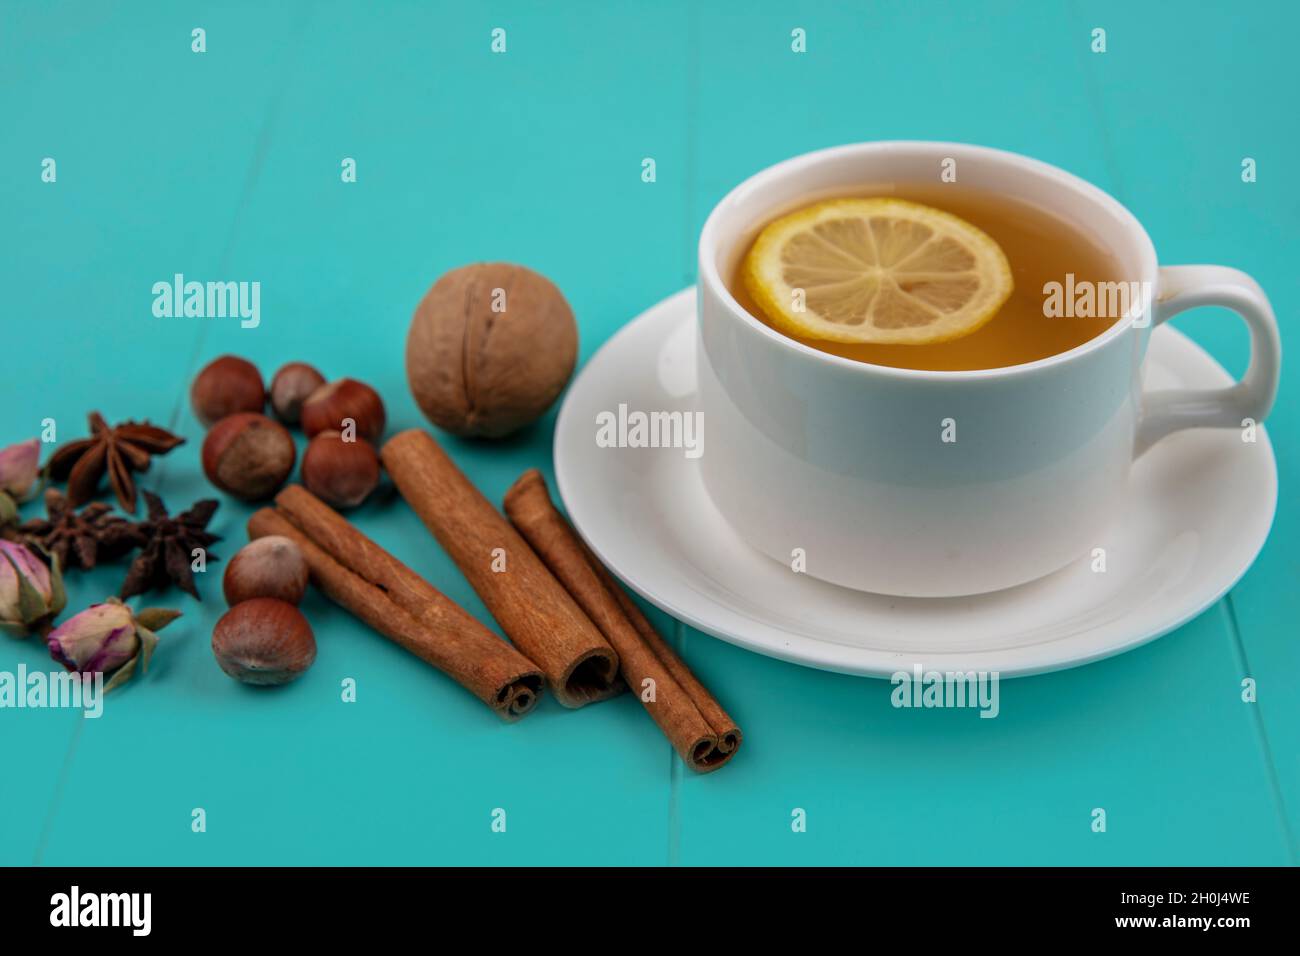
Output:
1135,265,1282,457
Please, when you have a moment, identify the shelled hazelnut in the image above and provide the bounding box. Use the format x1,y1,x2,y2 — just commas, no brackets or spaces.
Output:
300,378,386,444
223,536,309,606
191,356,265,427
301,431,380,509
269,362,326,426
201,413,296,501
212,597,316,686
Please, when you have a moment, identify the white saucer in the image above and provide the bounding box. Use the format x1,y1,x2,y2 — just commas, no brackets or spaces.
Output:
553,288,1277,678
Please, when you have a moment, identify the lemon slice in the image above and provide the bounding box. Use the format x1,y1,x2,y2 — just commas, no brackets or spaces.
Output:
742,197,1014,345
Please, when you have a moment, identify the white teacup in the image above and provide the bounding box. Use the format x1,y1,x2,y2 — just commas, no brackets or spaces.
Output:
696,142,1280,597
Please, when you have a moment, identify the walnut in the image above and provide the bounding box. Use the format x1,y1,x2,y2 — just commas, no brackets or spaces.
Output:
405,263,577,438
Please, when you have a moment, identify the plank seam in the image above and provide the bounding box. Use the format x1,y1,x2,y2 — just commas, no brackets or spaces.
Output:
668,617,685,867
1222,593,1299,864
681,2,699,287
168,4,315,436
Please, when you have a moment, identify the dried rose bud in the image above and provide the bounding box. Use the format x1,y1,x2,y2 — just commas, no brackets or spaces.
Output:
0,439,41,522
0,438,40,499
47,600,136,673
0,540,65,636
47,597,180,692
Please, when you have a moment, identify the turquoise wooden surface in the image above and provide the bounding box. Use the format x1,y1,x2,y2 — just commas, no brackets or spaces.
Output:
1,0,1293,866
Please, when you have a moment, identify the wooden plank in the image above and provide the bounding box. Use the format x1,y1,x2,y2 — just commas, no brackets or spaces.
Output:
24,0,688,866
1064,0,1299,861
0,0,313,865
672,0,1290,865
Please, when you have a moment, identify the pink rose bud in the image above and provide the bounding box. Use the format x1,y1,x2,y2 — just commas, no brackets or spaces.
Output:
47,601,139,675
0,540,62,634
0,439,40,499
45,599,178,690
0,551,18,620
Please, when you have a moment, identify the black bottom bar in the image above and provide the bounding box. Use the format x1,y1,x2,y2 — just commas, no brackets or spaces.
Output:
0,866,1291,939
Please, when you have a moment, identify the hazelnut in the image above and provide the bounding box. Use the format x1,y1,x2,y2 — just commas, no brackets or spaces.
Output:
301,431,380,509
300,378,386,443
201,413,296,501
406,263,577,438
212,597,316,686
269,362,326,426
191,355,265,427
223,535,309,606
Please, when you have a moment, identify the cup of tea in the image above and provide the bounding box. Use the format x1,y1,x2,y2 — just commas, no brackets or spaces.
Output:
696,141,1280,597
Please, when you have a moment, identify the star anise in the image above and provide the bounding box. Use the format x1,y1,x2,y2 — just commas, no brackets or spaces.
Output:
120,491,221,600
18,488,143,570
47,412,185,514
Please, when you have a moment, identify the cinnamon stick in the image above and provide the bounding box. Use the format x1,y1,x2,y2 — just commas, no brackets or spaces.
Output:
247,500,543,721
381,429,620,708
504,469,742,772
